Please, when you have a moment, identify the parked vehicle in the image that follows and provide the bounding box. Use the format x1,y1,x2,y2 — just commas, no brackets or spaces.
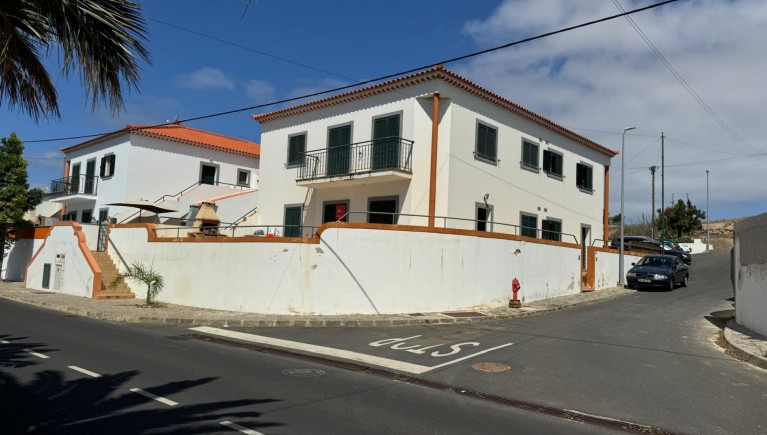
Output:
626,255,689,291
625,238,693,264
610,236,651,249
662,244,693,264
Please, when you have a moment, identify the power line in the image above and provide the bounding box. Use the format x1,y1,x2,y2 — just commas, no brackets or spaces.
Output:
613,0,761,153
23,0,679,144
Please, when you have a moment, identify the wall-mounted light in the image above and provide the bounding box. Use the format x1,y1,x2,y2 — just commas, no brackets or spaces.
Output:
483,193,490,201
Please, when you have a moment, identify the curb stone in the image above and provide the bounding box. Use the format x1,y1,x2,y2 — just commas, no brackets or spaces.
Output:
723,320,767,370
0,281,631,328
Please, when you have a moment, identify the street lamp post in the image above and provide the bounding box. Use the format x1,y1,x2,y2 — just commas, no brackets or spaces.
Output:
619,127,636,286
706,170,710,251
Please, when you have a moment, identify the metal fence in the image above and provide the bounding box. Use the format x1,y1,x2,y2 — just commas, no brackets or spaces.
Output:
147,211,579,244
48,175,99,197
297,138,414,181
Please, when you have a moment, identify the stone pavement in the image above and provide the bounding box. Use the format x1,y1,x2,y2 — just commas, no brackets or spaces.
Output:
0,280,629,327
2,280,765,370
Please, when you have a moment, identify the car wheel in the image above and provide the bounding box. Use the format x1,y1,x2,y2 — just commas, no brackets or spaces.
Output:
682,275,688,287
667,279,674,291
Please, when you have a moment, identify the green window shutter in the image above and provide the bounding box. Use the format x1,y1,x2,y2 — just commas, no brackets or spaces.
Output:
543,151,551,172
288,135,306,166
284,206,301,237
109,155,116,176
476,124,497,160
586,166,593,189
100,158,106,177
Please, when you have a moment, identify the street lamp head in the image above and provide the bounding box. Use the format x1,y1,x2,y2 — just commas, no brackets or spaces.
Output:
623,127,636,133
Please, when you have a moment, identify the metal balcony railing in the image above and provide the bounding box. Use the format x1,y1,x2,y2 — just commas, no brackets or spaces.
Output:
297,137,414,181
48,175,99,197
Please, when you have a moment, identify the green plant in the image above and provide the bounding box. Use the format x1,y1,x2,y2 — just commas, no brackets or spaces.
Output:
111,262,164,305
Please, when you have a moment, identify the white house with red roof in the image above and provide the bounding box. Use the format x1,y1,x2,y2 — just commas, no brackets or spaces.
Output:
47,123,260,225
20,67,636,313
253,65,617,247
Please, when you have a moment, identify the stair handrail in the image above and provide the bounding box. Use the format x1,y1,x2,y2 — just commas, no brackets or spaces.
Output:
225,206,258,229
118,181,201,223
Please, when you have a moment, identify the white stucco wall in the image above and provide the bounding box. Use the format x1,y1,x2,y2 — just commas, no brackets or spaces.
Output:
25,224,96,298
2,238,43,281
106,225,582,314
594,249,644,290
733,213,767,337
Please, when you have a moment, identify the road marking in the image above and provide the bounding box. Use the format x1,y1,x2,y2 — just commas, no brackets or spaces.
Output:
190,326,513,374
68,366,102,378
129,388,179,406
24,349,49,359
220,420,264,434
0,339,9,344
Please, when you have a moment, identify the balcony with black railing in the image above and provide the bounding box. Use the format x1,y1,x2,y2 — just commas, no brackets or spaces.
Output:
296,137,414,187
47,175,99,201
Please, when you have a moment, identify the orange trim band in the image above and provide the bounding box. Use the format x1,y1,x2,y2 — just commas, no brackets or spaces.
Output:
603,165,610,247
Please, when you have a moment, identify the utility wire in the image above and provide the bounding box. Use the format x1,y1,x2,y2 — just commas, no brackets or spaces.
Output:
24,0,679,144
613,0,761,153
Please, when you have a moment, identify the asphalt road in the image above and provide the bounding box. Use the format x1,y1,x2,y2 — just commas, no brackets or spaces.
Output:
200,249,767,434
1,249,764,434
0,297,612,434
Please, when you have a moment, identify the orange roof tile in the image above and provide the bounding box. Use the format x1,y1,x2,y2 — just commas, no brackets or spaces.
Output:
252,65,616,157
61,124,260,158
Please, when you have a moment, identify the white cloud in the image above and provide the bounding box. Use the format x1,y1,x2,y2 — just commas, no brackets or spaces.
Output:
175,67,235,90
245,80,277,103
457,0,767,220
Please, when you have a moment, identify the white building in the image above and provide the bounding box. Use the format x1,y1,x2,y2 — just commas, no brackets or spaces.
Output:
253,66,617,247
48,124,260,225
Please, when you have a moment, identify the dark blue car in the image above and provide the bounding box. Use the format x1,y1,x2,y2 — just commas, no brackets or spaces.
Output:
626,255,689,291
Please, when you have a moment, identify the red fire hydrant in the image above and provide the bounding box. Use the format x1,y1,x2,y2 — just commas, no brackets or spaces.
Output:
509,278,522,308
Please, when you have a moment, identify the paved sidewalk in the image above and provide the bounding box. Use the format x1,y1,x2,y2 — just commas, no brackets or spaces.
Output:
0,280,630,328
4,280,765,370
724,320,767,370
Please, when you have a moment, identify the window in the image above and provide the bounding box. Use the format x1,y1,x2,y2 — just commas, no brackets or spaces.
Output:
84,159,96,194
200,164,217,185
287,134,306,167
521,213,537,238
521,140,539,169
542,219,562,241
81,209,93,223
327,125,352,176
476,204,493,231
100,154,116,178
576,163,593,191
284,206,302,237
323,201,349,223
237,169,251,187
368,197,398,224
372,114,401,170
475,123,497,162
543,150,563,177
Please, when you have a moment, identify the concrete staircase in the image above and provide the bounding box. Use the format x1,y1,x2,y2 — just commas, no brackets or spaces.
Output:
90,251,135,300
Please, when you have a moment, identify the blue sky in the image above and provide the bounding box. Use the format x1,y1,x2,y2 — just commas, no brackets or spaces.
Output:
3,0,766,222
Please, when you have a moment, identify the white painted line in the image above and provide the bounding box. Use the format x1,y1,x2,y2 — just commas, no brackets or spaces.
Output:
24,349,49,359
190,326,513,374
427,343,515,370
220,420,265,435
129,388,179,406
68,366,102,378
191,326,432,374
0,339,9,344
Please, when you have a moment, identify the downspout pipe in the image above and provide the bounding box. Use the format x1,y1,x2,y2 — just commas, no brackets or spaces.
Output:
428,93,440,228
